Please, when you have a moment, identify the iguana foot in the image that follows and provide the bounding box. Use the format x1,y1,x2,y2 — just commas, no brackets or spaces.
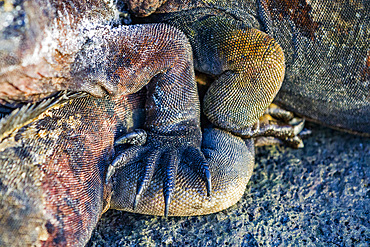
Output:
110,127,254,217
109,130,211,216
254,104,309,148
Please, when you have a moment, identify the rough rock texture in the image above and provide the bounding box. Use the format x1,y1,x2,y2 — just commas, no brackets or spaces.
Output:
88,122,369,246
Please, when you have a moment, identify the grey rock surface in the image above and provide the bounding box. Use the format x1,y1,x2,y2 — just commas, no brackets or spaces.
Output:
88,123,369,246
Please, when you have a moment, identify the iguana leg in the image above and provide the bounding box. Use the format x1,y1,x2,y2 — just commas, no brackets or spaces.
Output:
79,21,256,217
163,16,308,146
157,16,285,137
195,73,306,148
1,19,213,216
0,22,208,243
74,24,211,216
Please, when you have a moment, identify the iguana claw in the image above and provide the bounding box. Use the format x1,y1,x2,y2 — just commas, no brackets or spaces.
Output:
106,130,148,184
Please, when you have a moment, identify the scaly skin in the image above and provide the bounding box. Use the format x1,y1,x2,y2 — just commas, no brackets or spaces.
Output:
0,93,126,246
125,0,370,135
0,1,258,246
0,12,216,246
4,0,363,246
0,92,253,246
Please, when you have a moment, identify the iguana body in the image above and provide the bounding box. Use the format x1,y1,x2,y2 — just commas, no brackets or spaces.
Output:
0,93,126,246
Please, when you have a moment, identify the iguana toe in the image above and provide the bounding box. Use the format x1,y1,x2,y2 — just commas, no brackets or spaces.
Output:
133,149,161,209
163,149,180,216
183,146,212,196
106,145,150,183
